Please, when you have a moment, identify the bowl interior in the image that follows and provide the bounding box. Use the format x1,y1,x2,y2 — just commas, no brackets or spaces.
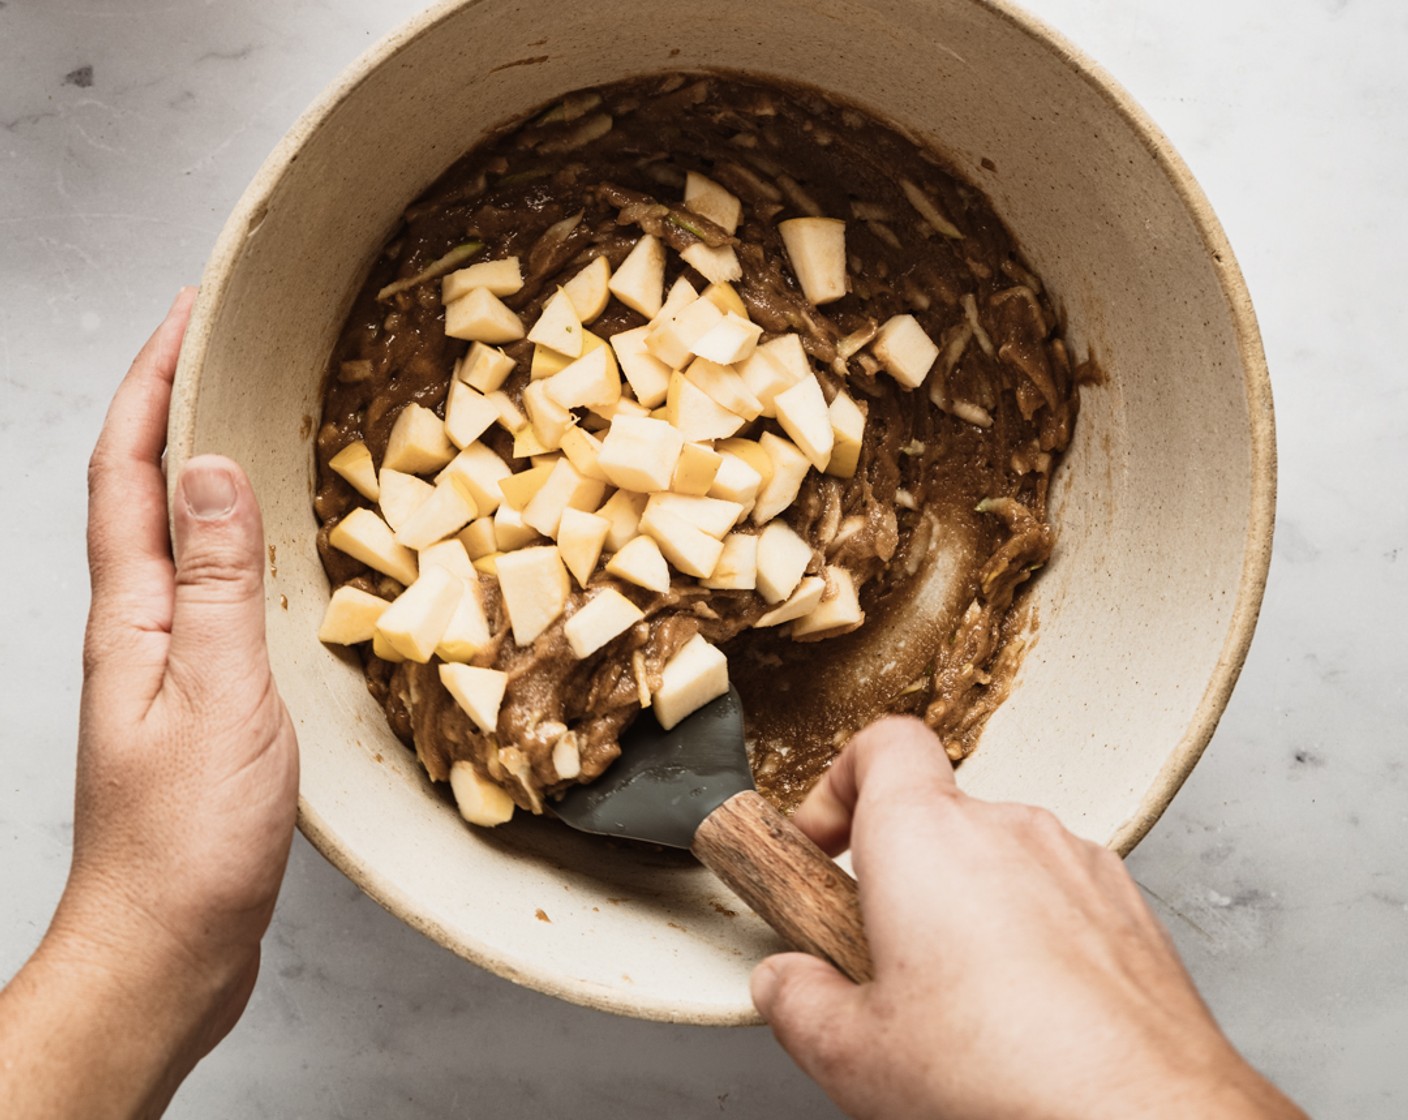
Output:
170,0,1272,1023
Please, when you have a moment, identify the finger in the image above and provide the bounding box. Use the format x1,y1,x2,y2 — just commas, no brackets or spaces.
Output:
751,952,867,1085
793,715,955,855
165,455,270,701
86,288,197,635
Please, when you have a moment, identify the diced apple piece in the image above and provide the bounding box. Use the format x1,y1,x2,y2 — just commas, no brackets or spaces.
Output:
562,255,612,322
383,402,454,475
597,488,648,552
441,666,509,738
545,345,621,410
680,242,742,284
691,312,762,366
472,552,503,576
640,502,725,579
553,735,581,781
756,520,814,604
791,566,864,638
493,503,540,551
436,577,492,661
645,492,744,540
372,629,405,663
531,329,608,380
652,634,729,731
557,507,611,587
597,415,684,493
495,545,570,645
438,442,510,514
458,516,498,560
700,533,758,591
701,281,748,318
458,341,517,392
527,287,584,358
671,442,723,496
716,438,774,490
684,171,742,235
665,373,747,442
447,758,515,826
762,333,814,382
605,534,670,593
645,296,724,370
418,538,475,579
779,217,847,305
872,314,939,389
826,391,866,478
374,566,463,662
377,468,434,532
683,358,762,421
329,508,419,586
443,256,523,302
498,462,556,511
512,424,553,460
485,390,526,433
708,452,763,506
755,575,826,627
522,381,573,450
522,458,606,539
653,275,698,326
588,395,650,424
607,233,666,318
773,374,835,470
752,432,811,523
610,325,672,408
329,441,379,501
445,380,499,450
317,585,390,645
563,588,644,659
445,288,526,343
396,477,478,550
559,425,609,482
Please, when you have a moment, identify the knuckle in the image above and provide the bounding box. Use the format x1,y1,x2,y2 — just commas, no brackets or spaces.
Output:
176,548,262,600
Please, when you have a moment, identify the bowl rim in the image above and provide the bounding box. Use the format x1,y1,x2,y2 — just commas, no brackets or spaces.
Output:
168,0,1276,1022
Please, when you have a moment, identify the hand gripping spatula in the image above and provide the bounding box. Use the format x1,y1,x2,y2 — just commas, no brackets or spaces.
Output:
554,686,873,983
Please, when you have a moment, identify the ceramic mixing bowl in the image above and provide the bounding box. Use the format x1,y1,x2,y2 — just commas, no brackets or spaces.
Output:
168,0,1274,1024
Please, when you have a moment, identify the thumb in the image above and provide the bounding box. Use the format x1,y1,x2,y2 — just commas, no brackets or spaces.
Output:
167,455,269,690
752,952,867,1082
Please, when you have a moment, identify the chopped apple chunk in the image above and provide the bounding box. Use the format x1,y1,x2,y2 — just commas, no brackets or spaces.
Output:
521,381,573,450
684,172,742,235
374,566,463,662
544,345,621,410
378,468,434,532
562,254,612,321
707,452,763,507
436,576,492,661
458,341,517,393
441,667,509,737
498,461,556,511
610,326,672,408
756,520,814,604
690,312,762,366
317,586,390,645
700,533,758,591
701,281,748,318
442,256,523,302
605,534,670,593
778,217,847,305
495,545,570,645
559,425,609,482
653,634,729,731
683,358,762,421
773,374,835,470
791,566,864,638
640,502,725,579
680,242,742,285
752,432,811,523
438,442,510,514
493,503,540,552
329,441,379,501
671,442,723,496
607,233,666,317
755,575,826,627
521,458,606,539
457,516,498,561
383,402,454,475
598,416,684,493
826,391,866,478
563,588,644,659
597,488,648,552
445,381,499,449
329,508,419,587
445,288,526,343
646,295,724,369
644,493,743,539
665,373,746,441
557,507,610,587
447,758,516,826
527,287,584,357
872,314,939,389
396,478,478,550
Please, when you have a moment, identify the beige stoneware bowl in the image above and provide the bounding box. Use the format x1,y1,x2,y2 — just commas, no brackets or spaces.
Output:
169,0,1274,1024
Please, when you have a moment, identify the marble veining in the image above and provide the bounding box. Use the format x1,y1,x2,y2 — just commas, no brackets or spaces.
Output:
2,1,1405,1116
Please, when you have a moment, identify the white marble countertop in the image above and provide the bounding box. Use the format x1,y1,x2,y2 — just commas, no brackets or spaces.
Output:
2,0,1404,1115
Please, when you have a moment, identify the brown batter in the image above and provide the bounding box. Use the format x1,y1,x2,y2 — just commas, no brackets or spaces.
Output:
313,72,1082,815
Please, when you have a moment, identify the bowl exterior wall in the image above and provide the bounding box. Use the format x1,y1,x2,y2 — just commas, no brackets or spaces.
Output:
170,0,1272,1022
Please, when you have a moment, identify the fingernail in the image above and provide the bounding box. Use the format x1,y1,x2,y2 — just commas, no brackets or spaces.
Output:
750,959,780,1012
182,463,237,519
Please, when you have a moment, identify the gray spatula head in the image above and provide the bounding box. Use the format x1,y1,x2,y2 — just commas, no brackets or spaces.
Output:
552,686,754,849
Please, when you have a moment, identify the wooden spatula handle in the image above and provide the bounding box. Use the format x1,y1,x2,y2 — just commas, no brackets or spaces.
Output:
691,789,873,984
